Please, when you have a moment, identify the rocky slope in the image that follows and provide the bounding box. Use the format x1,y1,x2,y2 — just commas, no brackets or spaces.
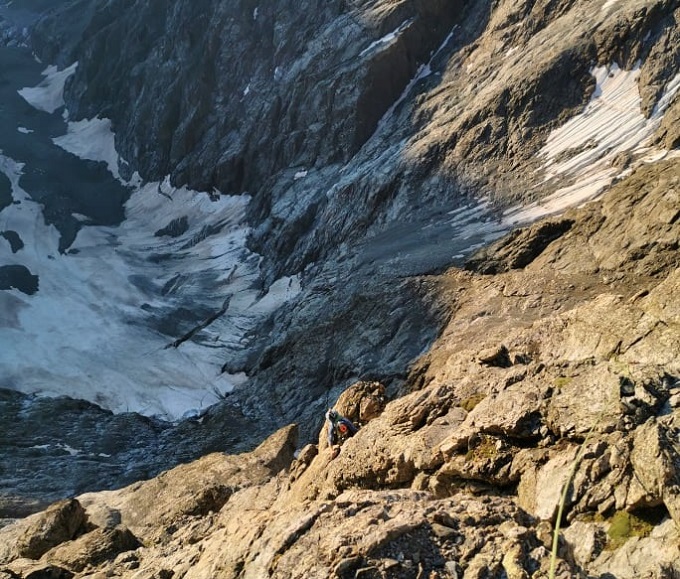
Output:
1,155,678,577
187,0,680,442
1,0,679,570
0,389,275,519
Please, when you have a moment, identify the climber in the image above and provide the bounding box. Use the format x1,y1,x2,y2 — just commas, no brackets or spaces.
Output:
326,409,358,458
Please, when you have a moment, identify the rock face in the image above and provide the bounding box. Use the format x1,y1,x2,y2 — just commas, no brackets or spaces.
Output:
1,158,679,577
2,0,679,575
31,0,679,280
33,0,463,195
174,0,680,458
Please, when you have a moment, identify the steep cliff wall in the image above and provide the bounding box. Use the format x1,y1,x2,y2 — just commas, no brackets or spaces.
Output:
34,0,465,194
2,0,678,529
33,0,679,279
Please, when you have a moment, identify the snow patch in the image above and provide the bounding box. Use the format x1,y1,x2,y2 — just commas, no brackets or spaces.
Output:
447,201,505,244
540,63,643,175
0,148,301,420
504,168,615,226
359,18,414,58
507,63,680,225
249,275,301,314
601,0,622,12
294,170,308,180
71,212,92,223
28,443,80,456
18,62,78,114
53,117,120,179
376,64,431,132
17,126,33,134
59,444,81,456
652,69,680,116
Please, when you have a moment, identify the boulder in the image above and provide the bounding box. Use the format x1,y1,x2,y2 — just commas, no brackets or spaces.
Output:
334,381,387,426
319,381,387,453
629,420,680,527
519,444,579,522
41,525,140,573
562,520,607,567
2,499,86,562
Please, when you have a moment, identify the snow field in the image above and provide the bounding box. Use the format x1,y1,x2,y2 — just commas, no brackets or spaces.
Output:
1,64,302,419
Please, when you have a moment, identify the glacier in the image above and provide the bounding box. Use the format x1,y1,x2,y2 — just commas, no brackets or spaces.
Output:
0,51,300,420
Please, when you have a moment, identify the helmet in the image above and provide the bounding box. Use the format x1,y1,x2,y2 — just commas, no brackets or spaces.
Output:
327,409,339,422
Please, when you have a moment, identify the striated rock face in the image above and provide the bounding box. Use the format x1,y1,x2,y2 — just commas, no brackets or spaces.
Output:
1,158,678,578
30,0,679,280
32,0,464,198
